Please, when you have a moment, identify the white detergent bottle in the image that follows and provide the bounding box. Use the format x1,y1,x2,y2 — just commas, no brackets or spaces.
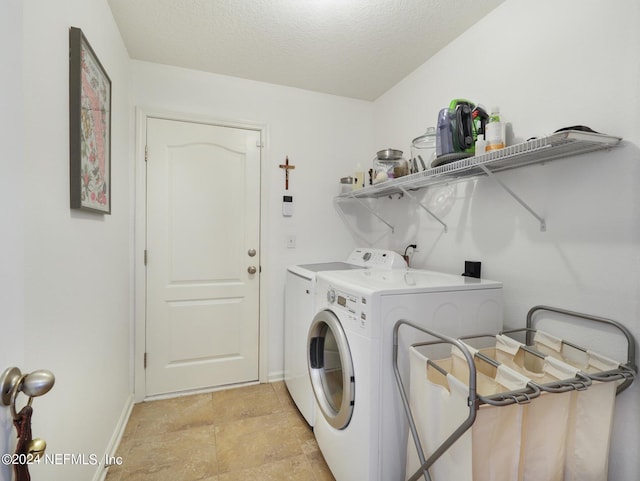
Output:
353,163,364,190
475,134,487,156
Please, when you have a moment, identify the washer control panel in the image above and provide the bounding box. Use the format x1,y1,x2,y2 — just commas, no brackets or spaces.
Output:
326,286,371,336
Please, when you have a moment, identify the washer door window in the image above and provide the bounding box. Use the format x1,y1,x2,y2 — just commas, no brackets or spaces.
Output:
308,310,355,430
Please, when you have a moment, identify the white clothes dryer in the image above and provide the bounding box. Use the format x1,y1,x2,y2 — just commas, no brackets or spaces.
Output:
284,249,406,426
308,268,503,481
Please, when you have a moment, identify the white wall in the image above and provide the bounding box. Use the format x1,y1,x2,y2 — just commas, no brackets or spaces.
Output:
0,1,25,478
370,1,640,479
13,1,132,480
131,61,372,379
8,1,638,479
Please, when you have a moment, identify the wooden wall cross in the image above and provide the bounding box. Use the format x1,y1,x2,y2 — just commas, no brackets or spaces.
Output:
279,156,296,190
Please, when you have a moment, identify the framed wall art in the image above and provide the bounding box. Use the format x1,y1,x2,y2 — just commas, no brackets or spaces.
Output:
69,26,112,214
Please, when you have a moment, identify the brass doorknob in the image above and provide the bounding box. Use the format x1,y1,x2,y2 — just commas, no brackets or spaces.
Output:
26,438,47,461
248,266,257,275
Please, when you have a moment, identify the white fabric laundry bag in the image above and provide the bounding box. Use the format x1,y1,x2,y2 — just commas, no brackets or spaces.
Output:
405,345,529,481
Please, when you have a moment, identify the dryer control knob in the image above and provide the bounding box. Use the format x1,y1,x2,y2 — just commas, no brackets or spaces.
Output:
327,289,336,304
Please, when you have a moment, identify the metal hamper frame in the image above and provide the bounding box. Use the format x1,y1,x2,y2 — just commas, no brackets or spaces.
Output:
393,305,637,481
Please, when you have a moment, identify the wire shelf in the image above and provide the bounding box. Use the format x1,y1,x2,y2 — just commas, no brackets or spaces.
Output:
337,130,621,200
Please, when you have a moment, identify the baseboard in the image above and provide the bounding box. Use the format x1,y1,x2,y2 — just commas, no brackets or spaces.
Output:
91,393,134,481
142,374,286,403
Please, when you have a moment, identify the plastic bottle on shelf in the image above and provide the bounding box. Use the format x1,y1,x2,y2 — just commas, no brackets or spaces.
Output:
353,163,364,190
485,107,505,152
475,134,487,156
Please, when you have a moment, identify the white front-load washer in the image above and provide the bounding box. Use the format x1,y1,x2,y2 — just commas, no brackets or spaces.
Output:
308,268,503,481
284,249,406,426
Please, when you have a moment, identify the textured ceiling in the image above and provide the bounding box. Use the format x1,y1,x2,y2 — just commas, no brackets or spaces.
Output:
108,0,505,101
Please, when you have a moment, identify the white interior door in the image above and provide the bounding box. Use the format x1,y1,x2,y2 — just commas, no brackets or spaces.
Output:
145,117,261,396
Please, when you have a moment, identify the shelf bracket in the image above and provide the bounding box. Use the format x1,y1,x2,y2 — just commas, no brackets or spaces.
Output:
350,195,395,233
398,187,448,233
478,164,547,232
334,196,395,234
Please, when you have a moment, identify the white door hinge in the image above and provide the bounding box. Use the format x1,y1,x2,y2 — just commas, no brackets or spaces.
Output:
144,250,147,266
143,352,147,369
256,140,264,148
145,145,148,162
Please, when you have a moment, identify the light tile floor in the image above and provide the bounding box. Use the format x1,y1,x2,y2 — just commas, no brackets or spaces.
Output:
105,382,335,481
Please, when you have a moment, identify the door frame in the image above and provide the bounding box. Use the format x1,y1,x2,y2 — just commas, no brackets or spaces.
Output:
133,107,269,401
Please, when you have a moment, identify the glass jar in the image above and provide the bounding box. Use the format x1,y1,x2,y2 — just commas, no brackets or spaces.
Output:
373,149,408,183
374,158,409,183
411,127,437,169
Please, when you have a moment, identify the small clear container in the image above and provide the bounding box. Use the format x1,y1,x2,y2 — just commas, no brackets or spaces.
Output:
339,176,354,194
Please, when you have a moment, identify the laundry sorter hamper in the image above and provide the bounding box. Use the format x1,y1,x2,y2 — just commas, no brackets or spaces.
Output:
393,305,637,481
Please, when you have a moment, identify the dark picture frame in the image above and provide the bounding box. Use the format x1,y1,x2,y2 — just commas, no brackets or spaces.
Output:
69,26,112,214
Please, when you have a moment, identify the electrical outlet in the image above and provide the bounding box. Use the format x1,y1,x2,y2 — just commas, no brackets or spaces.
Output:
287,235,296,249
